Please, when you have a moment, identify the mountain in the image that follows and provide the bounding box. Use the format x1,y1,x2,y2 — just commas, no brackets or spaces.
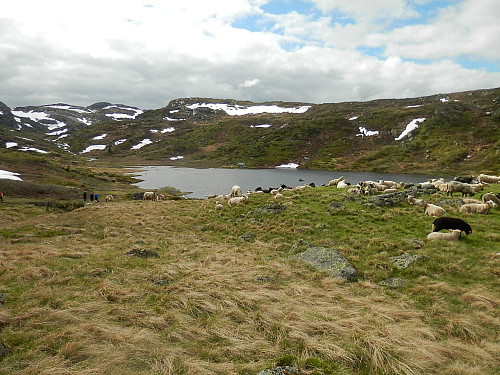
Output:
1,88,499,175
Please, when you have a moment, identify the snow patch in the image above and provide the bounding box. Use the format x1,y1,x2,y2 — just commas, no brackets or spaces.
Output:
406,105,422,108
169,155,184,160
20,147,48,154
131,139,152,150
81,145,106,153
276,163,299,169
114,139,126,146
164,117,184,121
349,116,358,121
6,142,18,148
395,118,426,141
0,169,22,181
47,128,68,136
93,133,107,140
250,124,271,128
187,103,311,116
161,127,175,133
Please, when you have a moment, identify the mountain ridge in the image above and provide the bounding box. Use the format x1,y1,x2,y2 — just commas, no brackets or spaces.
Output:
1,87,499,176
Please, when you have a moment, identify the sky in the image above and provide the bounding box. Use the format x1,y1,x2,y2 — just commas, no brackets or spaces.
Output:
1,0,499,109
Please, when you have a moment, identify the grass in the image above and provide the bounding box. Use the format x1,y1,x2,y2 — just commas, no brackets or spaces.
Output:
0,182,499,374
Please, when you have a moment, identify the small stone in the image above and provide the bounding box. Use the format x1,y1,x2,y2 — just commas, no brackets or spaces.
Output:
379,277,407,289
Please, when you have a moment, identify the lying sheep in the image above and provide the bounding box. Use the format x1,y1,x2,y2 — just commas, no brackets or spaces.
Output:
274,192,284,200
228,195,248,206
424,202,446,217
230,185,242,197
337,180,350,188
427,229,462,241
408,195,426,206
459,200,496,214
215,201,223,210
432,217,472,235
462,198,482,204
477,174,500,184
481,192,500,205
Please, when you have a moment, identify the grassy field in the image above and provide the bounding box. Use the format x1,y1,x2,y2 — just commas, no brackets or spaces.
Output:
0,181,499,374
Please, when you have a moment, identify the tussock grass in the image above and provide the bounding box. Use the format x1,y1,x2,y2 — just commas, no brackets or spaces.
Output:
0,184,499,374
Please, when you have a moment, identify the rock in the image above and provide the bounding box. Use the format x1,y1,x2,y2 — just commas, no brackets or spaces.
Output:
153,279,171,286
257,366,304,375
240,232,256,242
390,253,427,269
126,249,160,258
289,239,313,255
0,339,11,358
295,246,358,282
435,198,465,208
403,238,425,249
379,277,407,289
327,201,346,212
252,203,286,215
0,293,6,305
255,276,275,283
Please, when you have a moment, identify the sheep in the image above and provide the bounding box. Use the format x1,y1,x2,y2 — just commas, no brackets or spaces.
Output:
481,192,500,205
459,200,497,214
156,194,166,201
432,217,472,235
445,181,474,197
105,194,114,202
382,188,398,194
427,229,462,241
424,202,446,217
408,195,426,206
337,180,350,188
454,176,474,183
228,195,248,206
143,191,156,201
477,174,500,184
462,198,482,204
328,176,344,186
215,201,223,210
230,185,242,197
274,192,284,200
378,180,399,189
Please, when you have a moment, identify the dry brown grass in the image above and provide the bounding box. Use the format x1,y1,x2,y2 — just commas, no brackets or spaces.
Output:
1,195,499,375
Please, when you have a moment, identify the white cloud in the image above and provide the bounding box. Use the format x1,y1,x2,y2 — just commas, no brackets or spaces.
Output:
0,0,498,109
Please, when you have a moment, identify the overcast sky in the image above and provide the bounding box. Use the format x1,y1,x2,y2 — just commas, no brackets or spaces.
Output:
1,0,499,109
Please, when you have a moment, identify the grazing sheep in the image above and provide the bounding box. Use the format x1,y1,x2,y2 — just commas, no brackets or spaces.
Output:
206,194,217,199
328,176,344,186
230,185,242,197
215,201,223,210
408,195,426,206
274,192,284,200
105,194,114,202
445,181,474,197
156,194,166,201
143,191,156,201
477,174,500,184
481,192,500,205
454,176,474,183
432,217,472,235
228,195,248,206
424,202,446,217
459,200,496,214
427,229,462,241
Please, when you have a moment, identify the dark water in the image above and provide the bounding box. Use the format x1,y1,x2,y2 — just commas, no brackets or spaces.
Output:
128,166,440,199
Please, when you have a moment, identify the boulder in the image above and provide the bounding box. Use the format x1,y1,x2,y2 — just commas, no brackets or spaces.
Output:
294,246,358,282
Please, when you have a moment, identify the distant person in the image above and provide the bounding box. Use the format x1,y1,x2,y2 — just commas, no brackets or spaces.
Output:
94,193,99,202
0,191,3,203
90,193,94,202
83,191,87,202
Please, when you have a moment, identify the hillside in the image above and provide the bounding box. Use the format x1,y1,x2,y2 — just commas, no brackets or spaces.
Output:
1,88,499,179
0,182,499,374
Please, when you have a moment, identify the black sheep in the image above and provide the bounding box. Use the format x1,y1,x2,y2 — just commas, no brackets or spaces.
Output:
432,217,472,235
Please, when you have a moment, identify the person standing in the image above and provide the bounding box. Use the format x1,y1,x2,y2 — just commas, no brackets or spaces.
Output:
0,191,3,203
83,191,87,202
94,193,99,202
90,193,94,202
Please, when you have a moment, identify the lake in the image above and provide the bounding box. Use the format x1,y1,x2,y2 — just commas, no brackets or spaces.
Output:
128,166,440,199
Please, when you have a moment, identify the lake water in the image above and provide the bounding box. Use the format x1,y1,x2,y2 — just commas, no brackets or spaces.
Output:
129,166,440,199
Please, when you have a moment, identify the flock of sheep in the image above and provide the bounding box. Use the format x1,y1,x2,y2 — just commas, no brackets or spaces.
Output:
207,173,500,242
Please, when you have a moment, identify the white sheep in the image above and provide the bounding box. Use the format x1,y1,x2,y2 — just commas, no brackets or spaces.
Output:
143,191,156,201
274,192,284,200
230,185,242,197
462,198,482,204
445,181,474,197
424,203,446,217
156,193,166,201
408,195,426,206
459,200,496,214
215,201,223,210
378,180,399,189
228,195,248,206
337,180,350,189
481,192,500,205
477,174,500,184
427,229,462,241
328,176,344,186
105,194,114,202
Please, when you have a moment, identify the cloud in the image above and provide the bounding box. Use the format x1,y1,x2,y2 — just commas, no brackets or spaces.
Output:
0,0,498,109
